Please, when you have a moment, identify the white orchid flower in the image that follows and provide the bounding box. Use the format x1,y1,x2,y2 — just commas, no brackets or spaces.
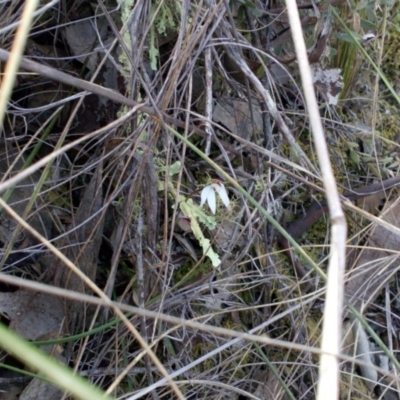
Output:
200,180,230,214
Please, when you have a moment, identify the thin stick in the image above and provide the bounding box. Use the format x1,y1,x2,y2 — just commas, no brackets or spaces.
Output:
284,3,347,400
204,45,213,155
0,0,40,132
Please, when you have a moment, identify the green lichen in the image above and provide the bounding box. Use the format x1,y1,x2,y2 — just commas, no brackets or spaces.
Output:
382,4,400,92
172,259,213,289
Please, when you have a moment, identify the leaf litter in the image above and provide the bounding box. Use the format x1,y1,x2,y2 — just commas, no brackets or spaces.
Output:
0,0,399,399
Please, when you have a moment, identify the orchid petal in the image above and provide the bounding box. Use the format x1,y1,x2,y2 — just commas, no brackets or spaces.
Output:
200,185,213,207
212,182,230,208
206,187,216,214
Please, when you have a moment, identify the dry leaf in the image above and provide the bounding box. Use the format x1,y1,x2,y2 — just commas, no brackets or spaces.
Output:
48,163,104,332
253,369,291,400
311,64,343,105
174,233,198,262
19,379,64,400
211,220,246,252
0,290,64,341
358,191,385,215
213,97,263,139
345,199,400,312
64,17,111,72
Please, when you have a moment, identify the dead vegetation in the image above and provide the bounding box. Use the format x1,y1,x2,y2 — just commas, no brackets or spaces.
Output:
0,0,399,399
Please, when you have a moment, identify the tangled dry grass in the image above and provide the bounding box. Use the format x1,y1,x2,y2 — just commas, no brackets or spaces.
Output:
0,0,399,399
